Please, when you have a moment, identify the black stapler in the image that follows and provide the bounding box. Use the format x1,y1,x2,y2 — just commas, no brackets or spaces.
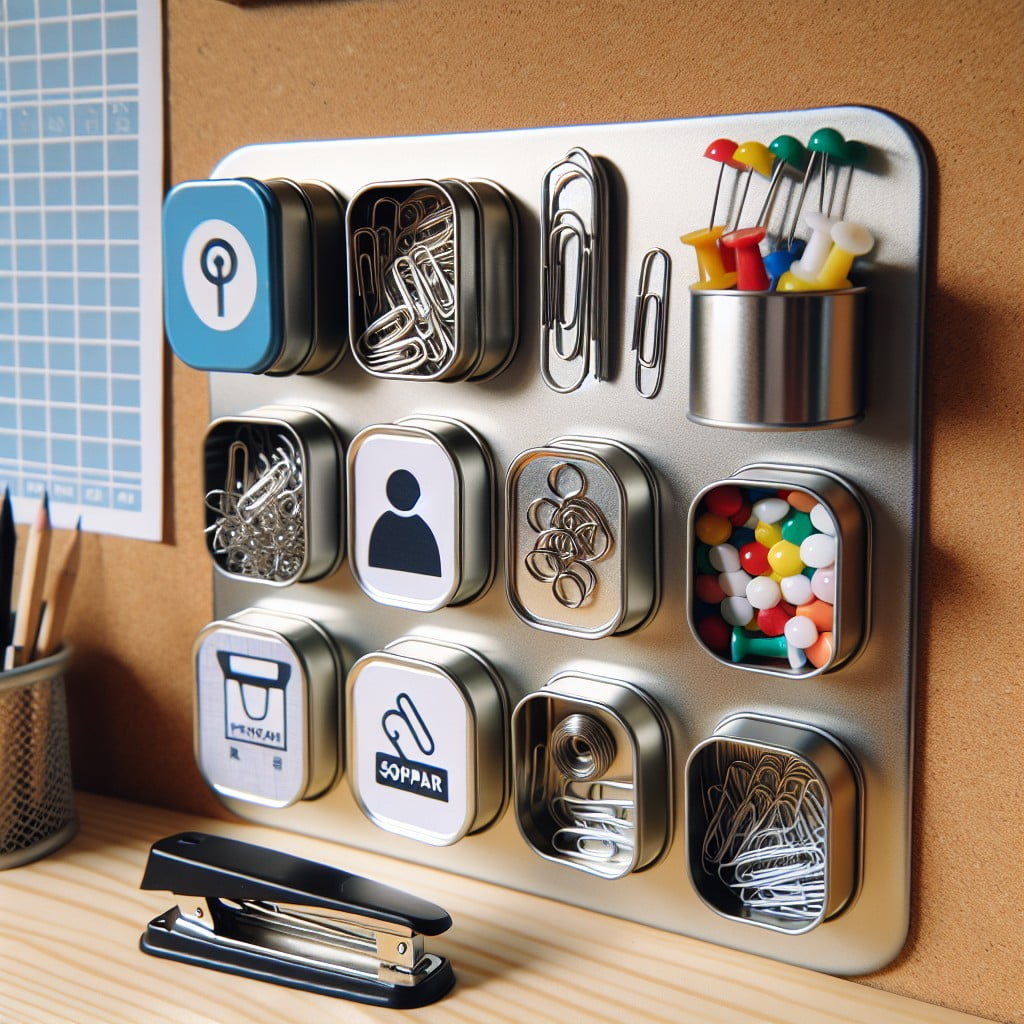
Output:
139,832,455,1009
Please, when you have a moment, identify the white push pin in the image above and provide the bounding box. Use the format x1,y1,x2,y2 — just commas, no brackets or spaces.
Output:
815,220,875,290
777,211,839,289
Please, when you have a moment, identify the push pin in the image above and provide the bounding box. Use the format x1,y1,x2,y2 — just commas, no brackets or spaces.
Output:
776,210,840,291
728,141,775,232
720,227,769,291
701,138,744,271
754,135,810,231
680,226,738,290
730,627,788,664
814,220,875,290
787,127,847,250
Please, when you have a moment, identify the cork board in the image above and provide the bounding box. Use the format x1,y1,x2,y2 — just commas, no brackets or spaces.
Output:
57,0,1023,1020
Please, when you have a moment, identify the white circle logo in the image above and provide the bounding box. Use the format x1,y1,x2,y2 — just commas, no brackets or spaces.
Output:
182,219,258,331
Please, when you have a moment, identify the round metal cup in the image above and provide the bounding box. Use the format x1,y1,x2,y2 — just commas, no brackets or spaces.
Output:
689,288,865,429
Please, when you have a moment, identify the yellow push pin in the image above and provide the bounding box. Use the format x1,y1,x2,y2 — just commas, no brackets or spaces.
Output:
729,141,775,231
815,220,874,289
680,226,738,290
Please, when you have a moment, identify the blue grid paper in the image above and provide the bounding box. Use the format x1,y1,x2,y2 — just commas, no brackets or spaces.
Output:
0,0,162,538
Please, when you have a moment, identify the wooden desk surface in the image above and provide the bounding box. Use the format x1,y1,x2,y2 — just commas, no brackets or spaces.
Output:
0,793,994,1024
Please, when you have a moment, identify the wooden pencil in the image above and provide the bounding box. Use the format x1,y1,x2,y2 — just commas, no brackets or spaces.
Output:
0,487,14,651
34,517,82,659
8,493,52,669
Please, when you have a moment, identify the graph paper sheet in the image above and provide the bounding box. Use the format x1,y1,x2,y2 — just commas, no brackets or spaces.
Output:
0,0,162,540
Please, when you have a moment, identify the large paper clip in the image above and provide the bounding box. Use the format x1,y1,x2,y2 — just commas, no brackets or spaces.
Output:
139,832,455,1009
540,147,610,393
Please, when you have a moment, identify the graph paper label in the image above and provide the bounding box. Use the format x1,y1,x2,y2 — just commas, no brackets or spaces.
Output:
0,0,163,540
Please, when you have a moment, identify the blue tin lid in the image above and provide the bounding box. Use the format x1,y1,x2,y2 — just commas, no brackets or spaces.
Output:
163,178,283,373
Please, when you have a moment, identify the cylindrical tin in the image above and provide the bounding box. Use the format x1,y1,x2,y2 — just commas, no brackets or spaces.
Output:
346,636,508,847
687,464,869,678
506,436,659,638
686,714,860,932
347,416,494,611
512,672,671,879
203,405,344,586
194,608,343,808
688,288,865,429
345,178,517,382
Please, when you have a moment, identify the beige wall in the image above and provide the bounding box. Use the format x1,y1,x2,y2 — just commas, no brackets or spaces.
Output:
59,2,1024,1020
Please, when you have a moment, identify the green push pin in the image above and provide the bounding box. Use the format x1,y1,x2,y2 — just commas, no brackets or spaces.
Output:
788,127,848,248
755,135,809,229
731,627,789,663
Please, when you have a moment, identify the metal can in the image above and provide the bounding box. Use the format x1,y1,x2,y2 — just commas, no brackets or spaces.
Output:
688,288,866,429
163,176,347,376
686,713,861,933
506,436,660,638
688,464,869,677
347,416,494,612
193,607,343,808
512,672,671,879
346,636,508,846
345,178,518,382
203,405,345,586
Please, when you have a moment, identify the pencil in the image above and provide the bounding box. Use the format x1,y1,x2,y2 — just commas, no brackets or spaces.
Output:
34,517,82,659
0,487,14,651
8,493,52,668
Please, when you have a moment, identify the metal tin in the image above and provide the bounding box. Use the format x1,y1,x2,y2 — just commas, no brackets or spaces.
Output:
689,288,866,429
194,608,343,808
687,464,869,678
686,714,861,933
346,636,508,847
345,178,517,382
279,179,348,376
512,672,671,878
203,405,344,586
506,436,659,638
347,416,494,612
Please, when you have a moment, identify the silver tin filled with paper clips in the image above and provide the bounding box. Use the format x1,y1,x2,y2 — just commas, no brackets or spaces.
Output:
540,147,611,393
203,406,344,586
346,179,518,382
686,714,861,933
506,436,659,638
512,672,671,879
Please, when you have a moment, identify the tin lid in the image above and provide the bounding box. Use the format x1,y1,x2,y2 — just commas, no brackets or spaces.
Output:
347,418,493,611
193,609,341,809
346,637,507,846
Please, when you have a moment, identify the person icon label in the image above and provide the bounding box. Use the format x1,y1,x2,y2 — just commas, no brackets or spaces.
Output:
368,469,443,577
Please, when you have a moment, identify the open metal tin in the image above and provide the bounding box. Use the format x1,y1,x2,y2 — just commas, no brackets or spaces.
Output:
203,405,344,586
512,672,671,879
194,607,343,809
347,416,494,612
686,714,861,933
689,288,866,429
346,636,508,847
687,464,870,678
345,178,517,382
506,436,660,639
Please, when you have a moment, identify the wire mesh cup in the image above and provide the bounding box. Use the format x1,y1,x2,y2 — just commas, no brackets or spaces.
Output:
0,646,77,868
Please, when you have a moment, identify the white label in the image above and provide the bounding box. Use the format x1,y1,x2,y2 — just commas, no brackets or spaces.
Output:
350,657,470,845
351,432,459,609
182,218,258,330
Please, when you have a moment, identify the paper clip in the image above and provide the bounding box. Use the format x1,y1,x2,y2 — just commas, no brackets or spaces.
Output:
540,147,609,393
140,832,455,1009
630,247,671,399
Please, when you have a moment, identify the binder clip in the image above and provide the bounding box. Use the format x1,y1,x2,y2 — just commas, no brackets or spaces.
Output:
139,832,455,1009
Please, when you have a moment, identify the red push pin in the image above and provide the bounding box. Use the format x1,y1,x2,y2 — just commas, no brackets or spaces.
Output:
720,226,770,291
702,138,745,272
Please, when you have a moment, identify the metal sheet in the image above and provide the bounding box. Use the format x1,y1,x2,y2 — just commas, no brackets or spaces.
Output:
204,106,925,974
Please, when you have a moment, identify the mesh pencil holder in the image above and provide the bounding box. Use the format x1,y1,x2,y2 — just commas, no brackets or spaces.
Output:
0,646,77,869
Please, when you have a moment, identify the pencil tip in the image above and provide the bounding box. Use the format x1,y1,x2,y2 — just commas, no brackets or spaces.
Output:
75,516,83,531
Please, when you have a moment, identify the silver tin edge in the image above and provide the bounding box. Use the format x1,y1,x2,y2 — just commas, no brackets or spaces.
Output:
685,713,861,932
686,464,870,678
261,179,315,377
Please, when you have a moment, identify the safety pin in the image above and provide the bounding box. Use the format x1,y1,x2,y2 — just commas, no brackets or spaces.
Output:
630,248,671,399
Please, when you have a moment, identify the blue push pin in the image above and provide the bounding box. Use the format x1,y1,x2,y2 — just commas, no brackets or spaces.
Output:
763,238,806,290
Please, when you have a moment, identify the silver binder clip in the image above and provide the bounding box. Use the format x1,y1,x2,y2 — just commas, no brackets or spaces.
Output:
540,147,610,393
140,832,455,1009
